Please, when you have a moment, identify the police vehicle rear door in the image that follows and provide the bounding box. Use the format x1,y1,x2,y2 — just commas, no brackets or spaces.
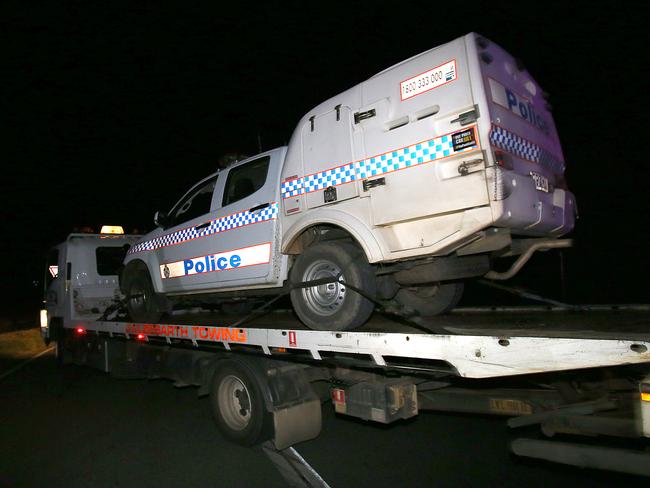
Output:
160,149,283,292
357,35,489,229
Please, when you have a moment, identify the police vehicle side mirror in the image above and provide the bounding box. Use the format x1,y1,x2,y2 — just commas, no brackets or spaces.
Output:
154,211,169,229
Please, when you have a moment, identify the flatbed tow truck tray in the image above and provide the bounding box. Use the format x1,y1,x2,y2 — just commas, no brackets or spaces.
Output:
74,309,650,379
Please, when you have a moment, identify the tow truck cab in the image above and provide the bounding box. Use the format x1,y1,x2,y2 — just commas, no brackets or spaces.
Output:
41,229,140,343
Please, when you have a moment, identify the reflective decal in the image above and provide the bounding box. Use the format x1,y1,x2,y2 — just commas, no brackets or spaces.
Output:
128,203,278,254
489,124,564,173
125,323,248,343
281,127,479,199
489,78,550,135
159,242,271,279
400,59,457,101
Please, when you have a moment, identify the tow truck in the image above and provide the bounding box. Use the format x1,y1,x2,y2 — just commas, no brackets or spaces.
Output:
41,229,650,477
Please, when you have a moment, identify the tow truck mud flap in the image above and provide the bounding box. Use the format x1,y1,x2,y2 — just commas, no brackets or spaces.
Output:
66,334,108,371
257,361,322,450
272,399,322,450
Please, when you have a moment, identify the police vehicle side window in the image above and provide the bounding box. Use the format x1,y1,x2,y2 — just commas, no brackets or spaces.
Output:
169,176,218,227
222,156,270,207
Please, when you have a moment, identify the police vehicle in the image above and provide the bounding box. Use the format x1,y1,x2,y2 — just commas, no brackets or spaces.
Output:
121,32,576,331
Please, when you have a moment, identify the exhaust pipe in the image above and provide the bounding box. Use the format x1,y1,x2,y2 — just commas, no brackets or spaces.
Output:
484,239,573,281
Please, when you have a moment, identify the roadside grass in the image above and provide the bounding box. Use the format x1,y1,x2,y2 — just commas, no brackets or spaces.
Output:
0,328,50,372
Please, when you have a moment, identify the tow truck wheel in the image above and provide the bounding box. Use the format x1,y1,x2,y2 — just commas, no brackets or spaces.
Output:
290,241,376,331
210,361,272,446
395,282,464,317
123,267,164,323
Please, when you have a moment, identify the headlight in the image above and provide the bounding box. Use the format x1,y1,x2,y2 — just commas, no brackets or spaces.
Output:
40,309,48,330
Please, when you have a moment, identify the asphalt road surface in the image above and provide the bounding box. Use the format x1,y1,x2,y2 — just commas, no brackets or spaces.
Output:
1,345,643,488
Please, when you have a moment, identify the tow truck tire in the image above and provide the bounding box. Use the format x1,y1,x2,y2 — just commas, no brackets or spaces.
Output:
290,241,376,331
209,361,272,446
123,266,164,323
395,282,464,317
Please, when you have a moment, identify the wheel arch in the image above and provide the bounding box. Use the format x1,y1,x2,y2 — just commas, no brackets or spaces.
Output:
282,210,384,263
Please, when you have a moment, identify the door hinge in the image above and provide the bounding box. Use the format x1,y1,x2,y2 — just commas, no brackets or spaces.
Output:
354,109,376,124
450,106,479,126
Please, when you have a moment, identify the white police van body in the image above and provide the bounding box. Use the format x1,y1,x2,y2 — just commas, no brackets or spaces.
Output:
122,33,575,330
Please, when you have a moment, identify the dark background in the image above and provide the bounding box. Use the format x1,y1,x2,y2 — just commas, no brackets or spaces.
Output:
2,1,648,321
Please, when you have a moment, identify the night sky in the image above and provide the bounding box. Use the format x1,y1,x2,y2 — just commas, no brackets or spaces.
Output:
2,1,648,314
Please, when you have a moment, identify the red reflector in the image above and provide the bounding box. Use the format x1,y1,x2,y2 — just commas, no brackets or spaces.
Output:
331,388,346,405
137,333,145,340
494,150,513,170
76,327,86,334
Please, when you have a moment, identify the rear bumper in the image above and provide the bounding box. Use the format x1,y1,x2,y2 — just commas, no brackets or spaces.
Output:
492,169,576,237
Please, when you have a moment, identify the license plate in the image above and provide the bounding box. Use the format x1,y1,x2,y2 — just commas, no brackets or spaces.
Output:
530,171,549,192
489,398,533,415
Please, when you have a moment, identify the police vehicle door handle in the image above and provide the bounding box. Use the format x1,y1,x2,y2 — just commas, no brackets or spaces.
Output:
194,222,210,231
450,106,479,126
458,158,484,176
249,202,270,212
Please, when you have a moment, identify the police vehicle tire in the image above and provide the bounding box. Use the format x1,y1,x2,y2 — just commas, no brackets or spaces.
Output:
210,361,272,446
290,241,376,331
124,268,164,323
395,282,464,317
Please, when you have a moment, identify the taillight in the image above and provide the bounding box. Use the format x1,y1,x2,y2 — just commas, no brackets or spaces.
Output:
136,333,146,341
494,150,513,170
76,327,86,335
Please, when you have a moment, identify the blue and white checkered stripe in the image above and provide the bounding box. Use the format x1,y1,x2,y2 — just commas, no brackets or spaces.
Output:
354,135,456,180
489,125,540,161
281,178,304,198
302,162,356,194
489,125,564,173
128,203,279,254
280,131,476,199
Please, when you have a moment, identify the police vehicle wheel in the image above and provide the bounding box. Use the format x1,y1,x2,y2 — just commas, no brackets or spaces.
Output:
290,242,376,331
124,269,163,323
210,361,272,446
395,282,464,317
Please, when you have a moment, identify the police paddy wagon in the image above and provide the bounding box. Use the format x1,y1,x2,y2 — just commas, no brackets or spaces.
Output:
121,32,576,331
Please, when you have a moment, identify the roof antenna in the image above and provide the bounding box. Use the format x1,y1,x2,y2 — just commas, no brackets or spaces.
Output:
257,134,263,153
